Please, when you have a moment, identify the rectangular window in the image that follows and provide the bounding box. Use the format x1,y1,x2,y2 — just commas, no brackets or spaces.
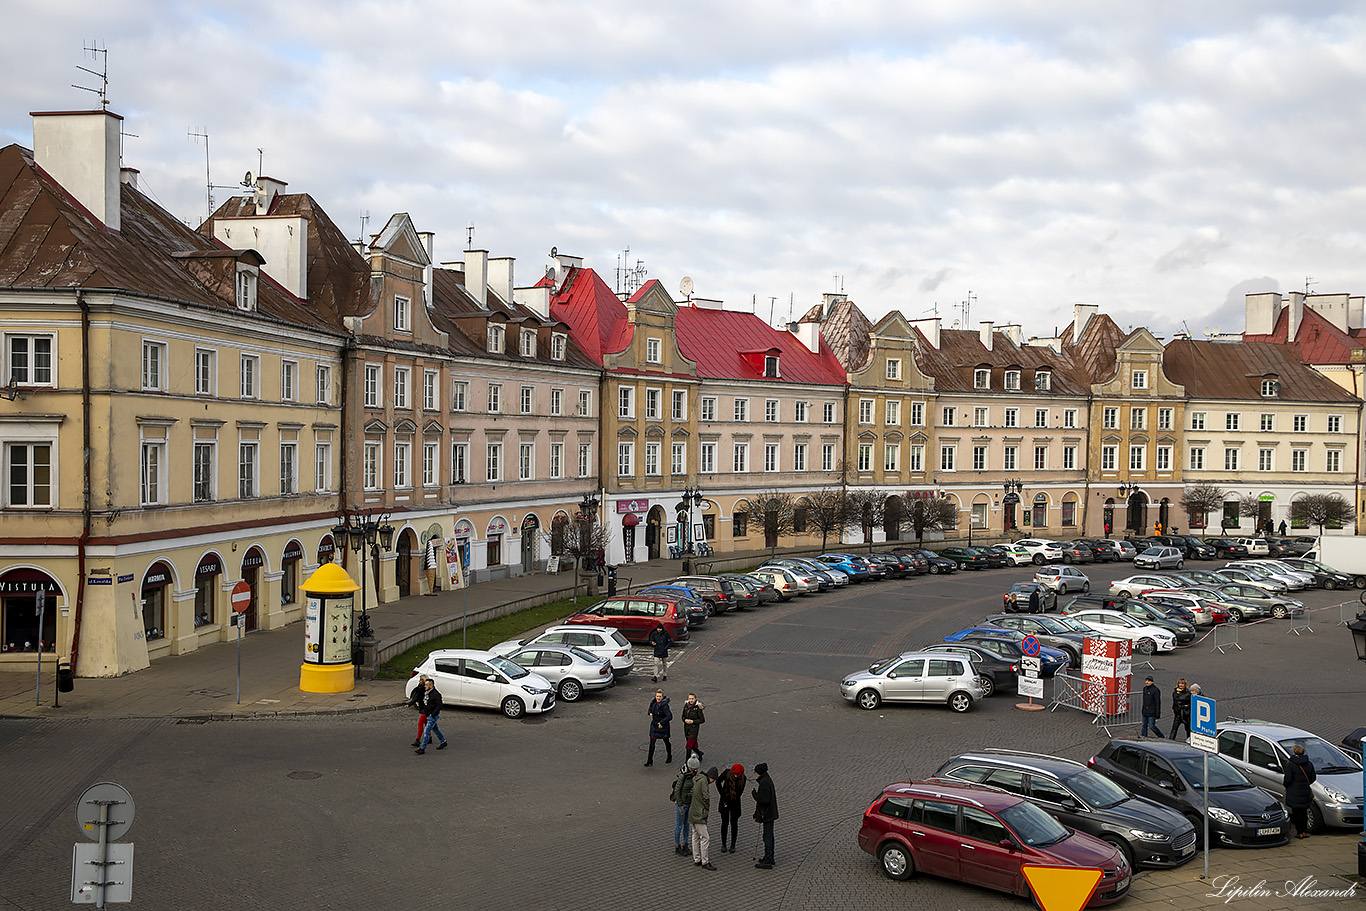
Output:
672,390,686,420
974,368,989,389
393,368,410,408
942,406,956,426
671,442,685,476
394,295,410,331
424,371,439,410
855,399,873,424
193,442,215,502
1130,408,1146,430
140,441,164,505
764,355,780,378
793,443,807,471
6,335,54,386
4,442,52,506
577,443,590,479
911,402,925,426
315,441,331,492
884,443,899,472
195,349,216,395
618,386,634,419
1327,449,1342,472
823,402,836,423
521,330,537,357
393,441,410,488
794,401,808,423
1103,406,1118,429
886,400,901,426
452,442,469,483
488,383,502,413
1101,445,1117,471
733,512,747,538
617,442,634,476
1034,445,1047,470
646,338,662,363
578,390,591,417
279,442,297,495
822,444,835,471
1259,413,1273,432
909,444,924,472
1291,449,1306,472
364,365,380,407
701,396,717,422
644,388,660,419
857,443,873,472
1062,445,1076,470
973,407,988,428
886,358,901,380
1004,370,1020,390
550,443,564,480
521,385,535,415
765,399,779,423
486,443,502,481
1004,408,1018,428
643,441,660,476
423,441,439,486
940,445,956,471
141,341,165,391
316,365,332,405
520,443,535,481
1035,371,1051,391
1061,501,1075,526
452,381,468,412
1129,444,1145,471
1189,446,1205,470
1258,448,1274,472
972,445,987,471
1156,446,1171,471
487,325,504,353
1158,407,1173,430
1224,447,1240,471
1328,415,1343,433
1131,370,1147,389
1225,413,1240,431
1063,409,1077,429
276,360,296,402
1035,408,1047,428
363,442,381,489
1004,445,1017,471
238,442,257,498
1293,414,1307,432
765,443,779,472
700,442,717,474
733,443,749,473
551,388,563,416
1191,412,1206,430
734,398,749,422
551,334,567,360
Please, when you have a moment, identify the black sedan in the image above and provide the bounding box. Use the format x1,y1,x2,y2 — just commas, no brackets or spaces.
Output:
912,549,958,574
1205,538,1250,559
890,549,929,574
974,545,1010,568
1075,539,1118,562
919,642,1018,698
1089,740,1290,848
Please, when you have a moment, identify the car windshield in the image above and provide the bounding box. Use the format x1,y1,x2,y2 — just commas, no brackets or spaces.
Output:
490,656,530,679
999,801,1070,847
1030,615,1074,634
1173,753,1251,790
1063,770,1130,809
1050,616,1091,633
1278,737,1360,774
868,656,901,674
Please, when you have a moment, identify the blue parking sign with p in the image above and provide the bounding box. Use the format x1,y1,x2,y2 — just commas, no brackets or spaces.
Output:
1191,694,1215,737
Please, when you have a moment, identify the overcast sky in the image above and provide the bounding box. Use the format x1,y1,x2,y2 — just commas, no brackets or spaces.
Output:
4,2,1365,340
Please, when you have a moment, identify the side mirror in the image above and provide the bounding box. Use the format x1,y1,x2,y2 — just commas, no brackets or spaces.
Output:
1158,781,1175,791
998,839,1017,851
1061,799,1080,812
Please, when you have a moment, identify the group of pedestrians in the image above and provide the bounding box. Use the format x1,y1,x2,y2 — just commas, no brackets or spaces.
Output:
670,753,778,870
407,675,448,754
1139,675,1204,740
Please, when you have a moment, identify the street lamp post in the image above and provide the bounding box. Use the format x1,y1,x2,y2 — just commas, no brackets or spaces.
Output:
578,491,601,594
1002,479,1024,534
676,485,705,574
332,510,394,644
1117,482,1142,536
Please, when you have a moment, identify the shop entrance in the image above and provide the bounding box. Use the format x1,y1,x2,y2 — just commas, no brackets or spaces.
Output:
0,568,61,654
520,515,540,573
240,547,264,631
140,562,174,645
396,530,414,597
194,553,222,628
646,505,665,560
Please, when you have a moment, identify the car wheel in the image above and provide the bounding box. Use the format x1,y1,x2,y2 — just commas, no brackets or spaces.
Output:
558,679,583,702
1324,579,1337,591
1176,560,1184,569
1271,604,1289,620
1082,581,1090,593
1033,554,1045,565
928,564,941,575
856,688,882,710
878,842,915,881
501,696,526,718
1137,638,1157,655
1058,582,1068,595
1185,814,1205,849
1101,836,1134,871
1064,554,1073,564
1063,648,1081,668
978,675,996,698
1227,608,1243,623
958,562,968,571
1307,801,1324,834
1116,590,1130,600
947,691,973,713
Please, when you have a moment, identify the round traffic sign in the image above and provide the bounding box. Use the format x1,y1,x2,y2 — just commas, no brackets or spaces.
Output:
1020,635,1041,657
76,782,135,842
231,580,252,613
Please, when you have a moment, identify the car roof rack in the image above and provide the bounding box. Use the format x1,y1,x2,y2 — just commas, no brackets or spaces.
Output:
960,747,1088,770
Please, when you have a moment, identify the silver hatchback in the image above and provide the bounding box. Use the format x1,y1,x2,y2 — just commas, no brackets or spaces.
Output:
1215,721,1364,831
839,651,983,713
501,644,615,702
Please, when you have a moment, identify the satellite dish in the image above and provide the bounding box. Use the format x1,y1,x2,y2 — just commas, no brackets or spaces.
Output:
680,276,694,298
242,170,255,188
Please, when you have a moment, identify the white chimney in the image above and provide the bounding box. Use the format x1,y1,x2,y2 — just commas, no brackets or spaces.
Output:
254,176,287,215
32,110,123,230
793,320,822,354
488,256,515,304
212,214,309,299
979,320,994,351
120,167,139,189
1073,303,1098,342
999,323,1023,345
466,249,488,307
1287,291,1306,340
418,231,434,306
1350,295,1364,331
550,250,583,292
514,285,550,319
909,317,941,349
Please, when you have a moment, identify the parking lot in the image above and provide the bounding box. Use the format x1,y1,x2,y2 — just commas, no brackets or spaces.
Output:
0,553,1361,910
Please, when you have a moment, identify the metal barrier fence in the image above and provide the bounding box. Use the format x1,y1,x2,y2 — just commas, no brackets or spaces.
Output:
1338,601,1361,627
1286,607,1313,636
1211,621,1241,653
1048,672,1141,736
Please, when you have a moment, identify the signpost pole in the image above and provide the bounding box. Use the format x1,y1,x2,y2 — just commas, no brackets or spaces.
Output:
1203,752,1210,880
236,617,242,704
1189,693,1217,879
34,590,46,706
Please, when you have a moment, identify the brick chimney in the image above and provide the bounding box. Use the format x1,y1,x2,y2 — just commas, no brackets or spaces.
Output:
31,110,123,230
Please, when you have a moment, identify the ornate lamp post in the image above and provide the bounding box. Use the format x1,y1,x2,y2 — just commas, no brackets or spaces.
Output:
1117,482,1143,536
676,485,705,573
1002,479,1024,533
332,510,393,641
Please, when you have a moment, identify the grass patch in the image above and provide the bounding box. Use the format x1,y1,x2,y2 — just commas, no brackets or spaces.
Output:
375,595,585,679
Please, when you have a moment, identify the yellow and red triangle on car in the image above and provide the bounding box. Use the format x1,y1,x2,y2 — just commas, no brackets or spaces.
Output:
1022,864,1104,911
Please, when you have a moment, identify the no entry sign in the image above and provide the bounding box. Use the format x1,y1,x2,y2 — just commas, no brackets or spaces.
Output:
230,580,252,613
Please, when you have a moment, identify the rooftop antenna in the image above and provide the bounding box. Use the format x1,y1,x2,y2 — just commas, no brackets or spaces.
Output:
72,42,110,108
955,290,976,328
769,296,778,326
1304,275,1316,295
787,292,794,324
466,221,475,251
186,129,241,220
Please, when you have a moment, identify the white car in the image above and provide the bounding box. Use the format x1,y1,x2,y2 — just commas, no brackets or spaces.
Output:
1033,565,1092,595
1014,539,1065,565
1000,544,1035,566
1108,574,1184,599
1255,559,1318,587
1061,609,1179,655
749,566,808,599
406,648,557,718
491,624,635,678
1215,566,1288,593
1232,537,1272,556
1103,539,1138,561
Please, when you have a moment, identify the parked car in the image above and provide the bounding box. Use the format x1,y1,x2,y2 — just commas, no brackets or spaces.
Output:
1056,541,1096,564
1103,539,1138,561
716,573,765,607
490,624,634,677
1104,598,1196,645
764,557,835,590
839,651,983,712
1280,537,1316,557
939,546,990,570
1205,538,1250,559
405,649,556,718
1168,568,1234,588
1089,740,1291,848
998,543,1036,566
1074,538,1118,562
934,750,1198,869
1034,565,1092,595
973,545,1010,569
816,553,870,582
1014,539,1066,564
749,566,806,600
1137,590,1216,626
1157,535,1216,560
1004,581,1057,613
913,549,959,574
942,628,1070,675
637,585,710,625
1222,562,1304,591
1134,546,1184,570
890,548,930,574
920,642,1019,697
868,552,912,578
857,779,1131,904
980,613,1085,666
1212,583,1302,619
1215,721,1364,832
1109,574,1183,599
1232,537,1272,556
1059,609,1178,654
669,574,742,611
1279,557,1355,590
499,644,614,702
565,595,690,643
1180,585,1266,623
1340,727,1366,761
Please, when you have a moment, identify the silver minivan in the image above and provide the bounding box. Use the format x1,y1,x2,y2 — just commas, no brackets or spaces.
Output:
839,651,983,713
1215,721,1364,831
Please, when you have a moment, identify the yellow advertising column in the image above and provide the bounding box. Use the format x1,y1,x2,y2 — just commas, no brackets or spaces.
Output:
298,563,361,694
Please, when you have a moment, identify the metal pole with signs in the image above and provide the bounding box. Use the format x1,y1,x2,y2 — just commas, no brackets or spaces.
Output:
1189,693,1217,880
72,782,134,906
230,580,251,703
1016,636,1046,710
34,587,46,706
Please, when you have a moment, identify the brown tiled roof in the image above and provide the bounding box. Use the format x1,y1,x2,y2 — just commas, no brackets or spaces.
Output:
1162,338,1358,402
911,326,1091,394
1062,312,1129,385
429,267,597,369
813,300,873,374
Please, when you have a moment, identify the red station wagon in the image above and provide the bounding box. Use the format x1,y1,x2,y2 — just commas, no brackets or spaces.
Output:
564,595,689,644
857,780,1130,906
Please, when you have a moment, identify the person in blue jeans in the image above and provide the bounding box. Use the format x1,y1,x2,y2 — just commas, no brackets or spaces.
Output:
671,757,700,855
1140,676,1165,739
414,677,448,754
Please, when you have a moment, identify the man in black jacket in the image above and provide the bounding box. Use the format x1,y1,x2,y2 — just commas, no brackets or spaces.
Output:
648,622,673,682
752,762,779,868
1140,676,1164,739
414,677,447,754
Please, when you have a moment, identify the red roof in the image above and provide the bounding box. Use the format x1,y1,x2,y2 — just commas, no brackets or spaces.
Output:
675,306,847,385
1244,305,1366,366
548,266,632,363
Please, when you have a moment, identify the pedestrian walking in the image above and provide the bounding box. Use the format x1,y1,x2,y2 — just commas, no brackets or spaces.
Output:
1283,744,1317,838
422,535,441,595
413,677,447,754
1170,678,1192,740
752,762,779,868
1140,676,1165,739
1279,519,1288,537
716,764,746,854
1027,586,1041,614
671,756,699,855
648,622,672,682
690,765,718,870
645,689,672,767
406,674,431,747
682,693,705,761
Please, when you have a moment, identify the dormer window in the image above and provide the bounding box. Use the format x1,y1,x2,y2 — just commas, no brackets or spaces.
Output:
394,295,410,332
646,338,662,364
1035,370,1051,391
1260,378,1280,397
1132,370,1148,390
1004,369,1021,390
487,325,505,353
764,355,779,378
520,329,537,357
551,333,567,361
235,265,258,312
974,368,989,389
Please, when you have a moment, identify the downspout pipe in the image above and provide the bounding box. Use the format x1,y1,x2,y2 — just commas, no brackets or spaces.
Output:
70,290,92,673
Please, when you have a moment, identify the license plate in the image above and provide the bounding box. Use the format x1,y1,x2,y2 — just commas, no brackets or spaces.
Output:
1116,876,1130,891
1256,827,1280,836
1181,845,1195,855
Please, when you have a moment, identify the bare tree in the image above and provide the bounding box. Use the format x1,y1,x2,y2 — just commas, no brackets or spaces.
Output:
805,488,848,552
1180,483,1225,534
907,495,959,547
1235,493,1268,533
842,490,885,544
556,516,612,602
1290,494,1357,537
754,489,798,557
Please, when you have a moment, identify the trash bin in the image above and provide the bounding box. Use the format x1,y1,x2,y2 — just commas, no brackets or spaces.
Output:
57,660,74,693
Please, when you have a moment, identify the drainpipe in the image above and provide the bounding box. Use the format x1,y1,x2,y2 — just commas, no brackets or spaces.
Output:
70,290,92,673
